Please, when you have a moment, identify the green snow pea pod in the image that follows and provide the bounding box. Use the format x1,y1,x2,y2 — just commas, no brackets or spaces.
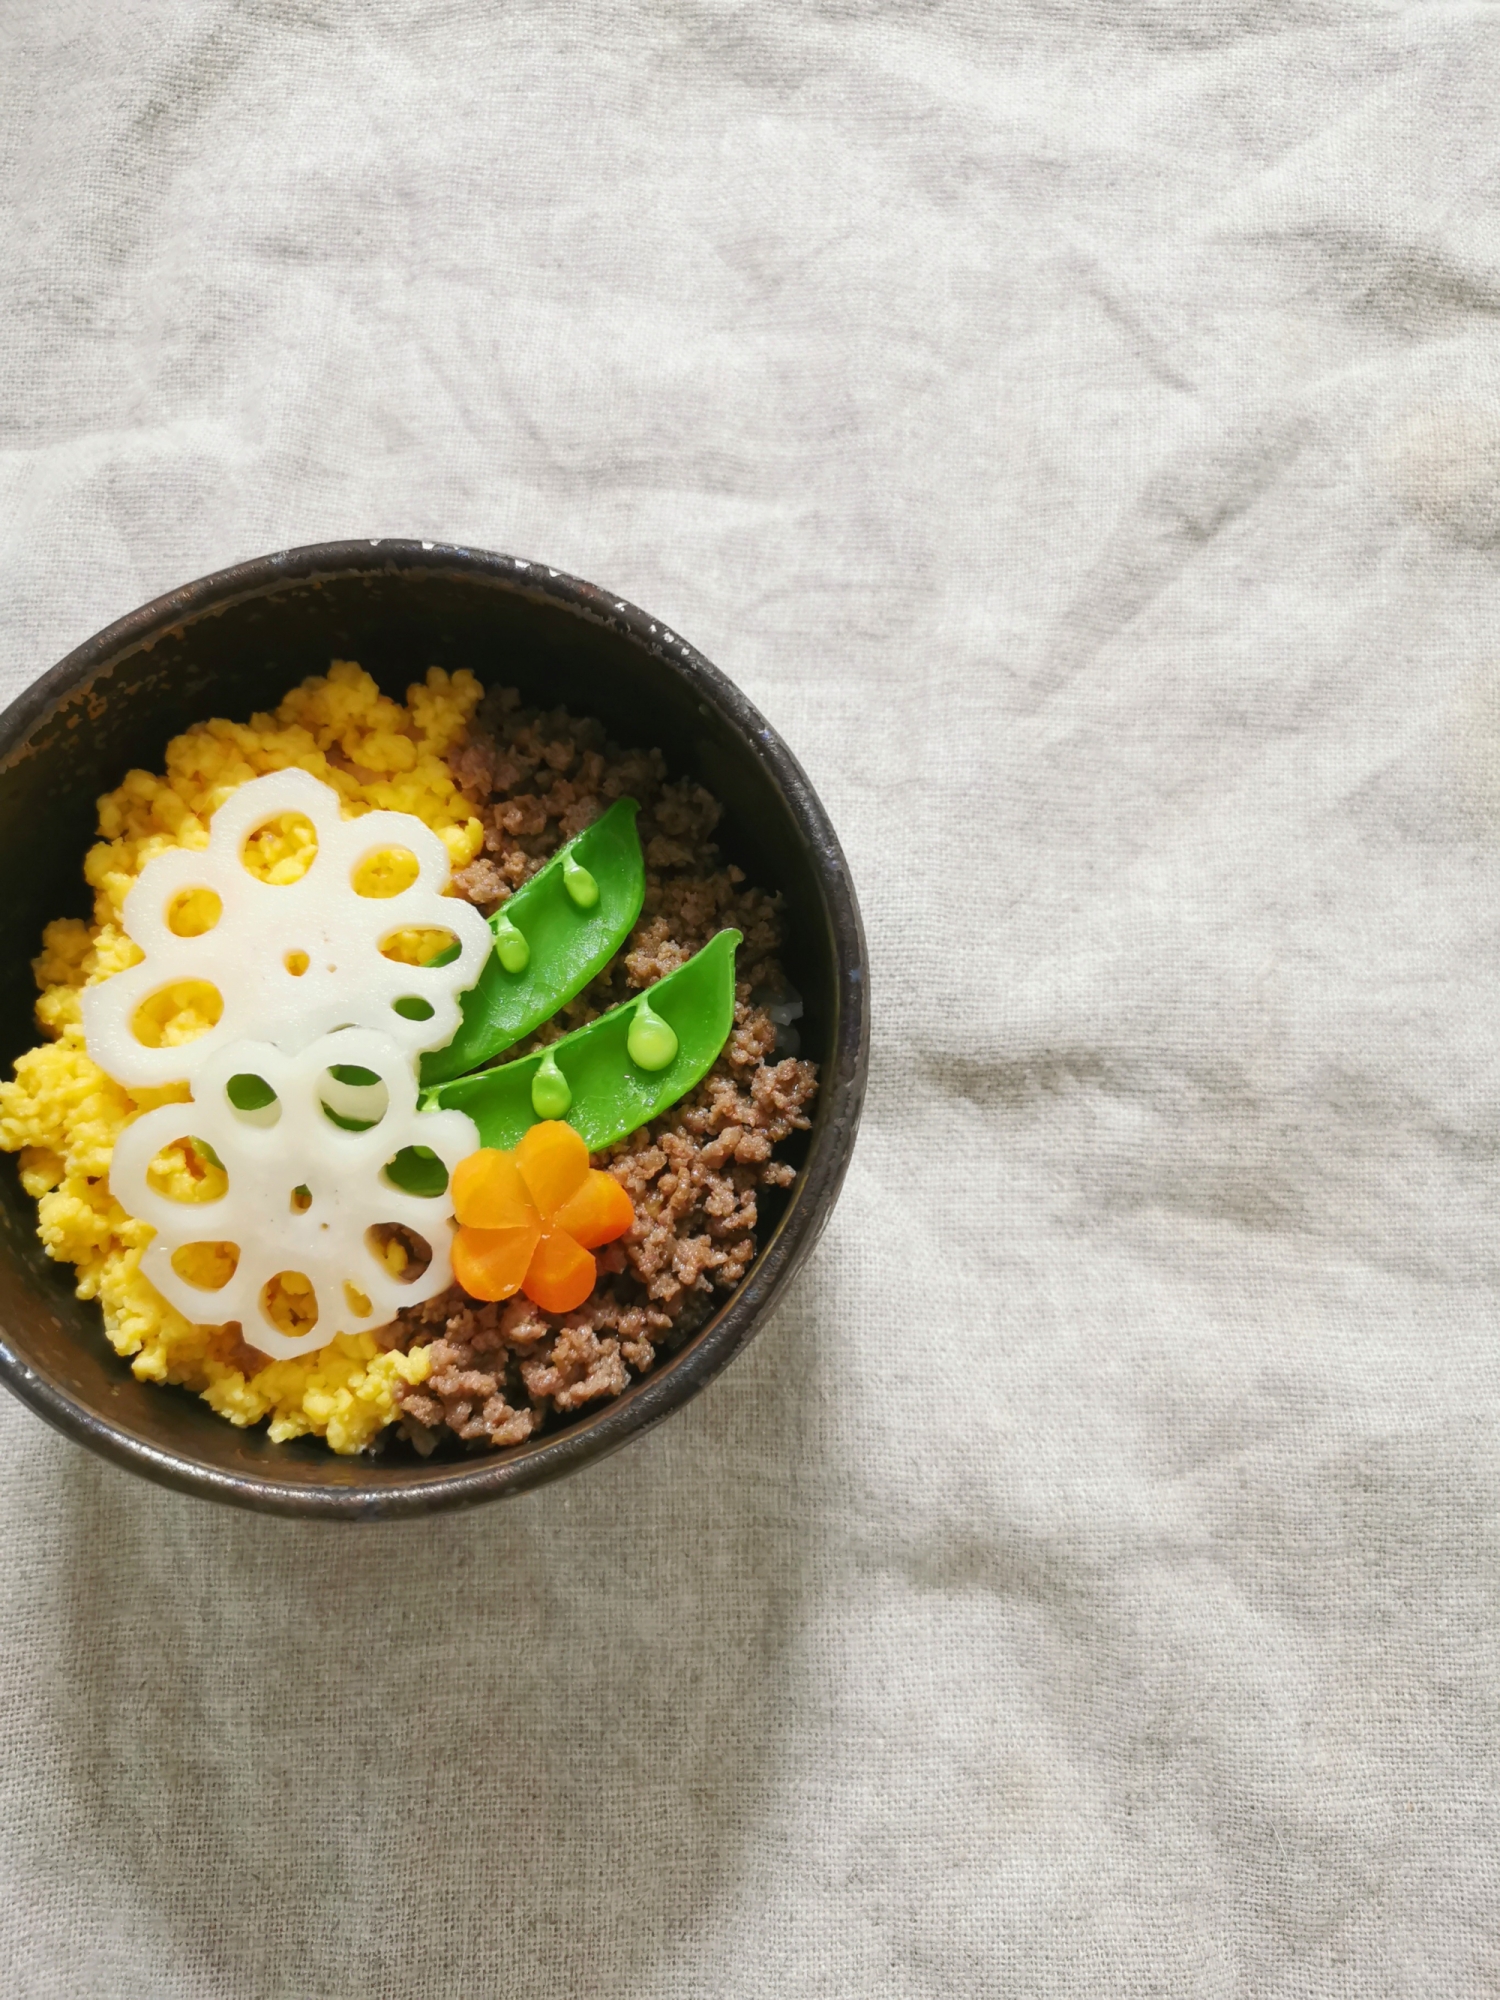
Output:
383,1144,450,1198
423,928,741,1152
419,798,645,1088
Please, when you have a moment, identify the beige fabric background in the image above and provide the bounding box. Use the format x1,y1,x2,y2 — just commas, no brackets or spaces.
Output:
3,2,1499,1994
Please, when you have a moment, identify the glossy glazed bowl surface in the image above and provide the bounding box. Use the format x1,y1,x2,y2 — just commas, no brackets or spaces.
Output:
0,542,868,1517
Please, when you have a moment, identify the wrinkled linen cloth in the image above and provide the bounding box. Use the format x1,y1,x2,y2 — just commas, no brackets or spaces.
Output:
2,3,1498,1994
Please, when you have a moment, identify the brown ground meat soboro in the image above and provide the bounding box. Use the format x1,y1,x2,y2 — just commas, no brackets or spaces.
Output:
388,685,817,1453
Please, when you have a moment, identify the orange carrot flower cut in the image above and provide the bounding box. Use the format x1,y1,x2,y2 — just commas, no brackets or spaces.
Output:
449,1121,634,1314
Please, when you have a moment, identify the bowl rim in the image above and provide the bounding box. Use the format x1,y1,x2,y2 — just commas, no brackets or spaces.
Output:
0,539,870,1516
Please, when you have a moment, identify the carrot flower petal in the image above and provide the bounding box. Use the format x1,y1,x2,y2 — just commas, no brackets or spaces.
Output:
522,1226,597,1314
551,1169,634,1250
452,1221,541,1301
514,1119,591,1220
451,1148,538,1231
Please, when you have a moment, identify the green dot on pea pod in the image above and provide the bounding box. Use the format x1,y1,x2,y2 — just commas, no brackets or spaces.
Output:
494,913,530,973
627,996,679,1072
562,854,599,909
530,1049,573,1119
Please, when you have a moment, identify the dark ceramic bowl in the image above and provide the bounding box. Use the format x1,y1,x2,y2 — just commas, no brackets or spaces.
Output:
0,541,868,1516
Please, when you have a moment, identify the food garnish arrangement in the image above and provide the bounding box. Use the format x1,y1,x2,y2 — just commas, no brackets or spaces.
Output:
0,664,816,1455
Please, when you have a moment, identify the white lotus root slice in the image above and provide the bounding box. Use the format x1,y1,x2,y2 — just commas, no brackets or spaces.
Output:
81,768,491,1089
109,1029,479,1362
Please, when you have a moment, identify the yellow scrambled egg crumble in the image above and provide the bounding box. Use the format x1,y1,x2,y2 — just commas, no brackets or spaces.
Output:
0,661,487,1454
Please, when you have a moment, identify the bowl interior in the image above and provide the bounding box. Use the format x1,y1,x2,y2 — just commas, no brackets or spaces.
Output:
0,551,861,1512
